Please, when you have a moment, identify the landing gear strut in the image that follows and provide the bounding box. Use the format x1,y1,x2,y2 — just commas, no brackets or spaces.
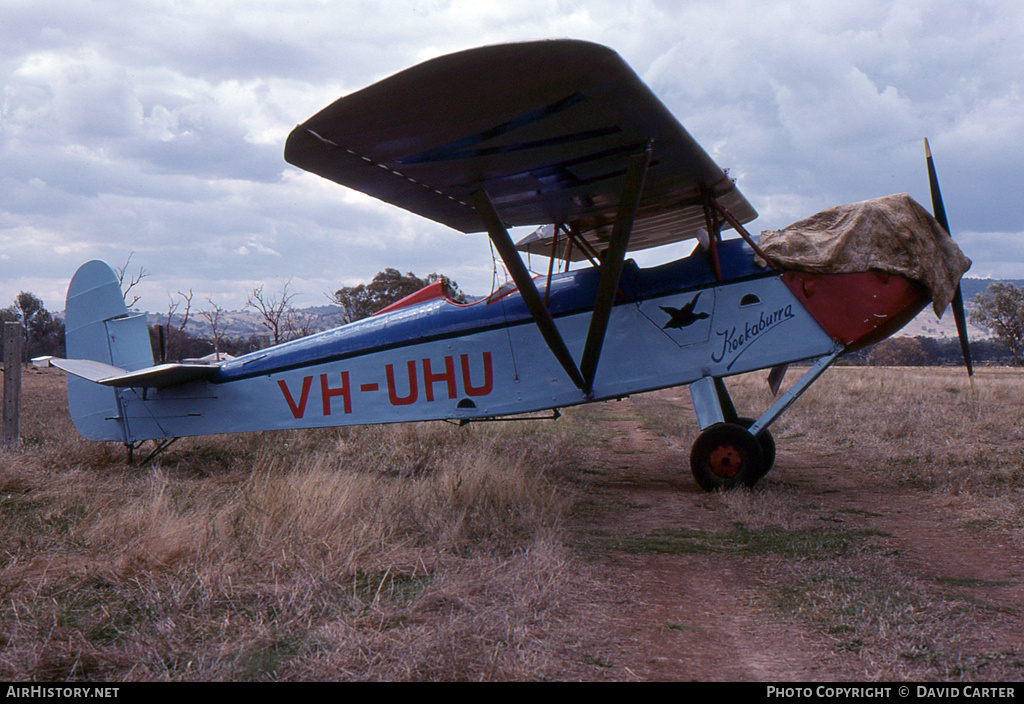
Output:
686,377,777,491
737,416,775,483
687,351,842,492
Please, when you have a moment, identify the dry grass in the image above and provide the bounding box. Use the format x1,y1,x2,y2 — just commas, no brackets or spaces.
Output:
5,364,1024,681
726,366,1024,488
0,368,599,681
633,364,1024,680
723,366,1024,545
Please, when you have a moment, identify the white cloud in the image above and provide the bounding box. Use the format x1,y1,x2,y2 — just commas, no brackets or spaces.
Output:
1,0,1022,313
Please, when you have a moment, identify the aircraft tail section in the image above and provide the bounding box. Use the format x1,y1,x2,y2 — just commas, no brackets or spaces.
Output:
64,260,154,441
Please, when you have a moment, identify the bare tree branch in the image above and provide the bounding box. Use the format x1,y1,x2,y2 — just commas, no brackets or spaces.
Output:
198,296,226,361
247,280,300,346
155,289,194,362
170,289,193,331
115,252,149,308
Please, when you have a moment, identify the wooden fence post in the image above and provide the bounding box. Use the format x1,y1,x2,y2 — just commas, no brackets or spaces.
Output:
3,321,23,448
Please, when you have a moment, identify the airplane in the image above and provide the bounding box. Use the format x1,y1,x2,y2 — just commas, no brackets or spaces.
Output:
38,40,973,491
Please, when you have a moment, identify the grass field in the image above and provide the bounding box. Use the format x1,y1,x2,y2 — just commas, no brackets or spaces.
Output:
2,365,1022,680
631,366,1024,680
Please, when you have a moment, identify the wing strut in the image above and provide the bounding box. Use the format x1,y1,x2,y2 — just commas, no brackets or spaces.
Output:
472,146,652,397
472,190,588,392
708,197,776,269
564,224,601,267
578,146,652,392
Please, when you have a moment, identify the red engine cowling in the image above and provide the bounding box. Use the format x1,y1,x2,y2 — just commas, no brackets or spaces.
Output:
782,270,929,352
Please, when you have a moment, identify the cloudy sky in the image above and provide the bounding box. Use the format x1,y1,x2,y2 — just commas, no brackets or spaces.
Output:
2,0,1022,315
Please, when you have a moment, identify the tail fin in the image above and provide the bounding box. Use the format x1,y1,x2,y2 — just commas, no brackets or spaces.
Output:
64,260,154,441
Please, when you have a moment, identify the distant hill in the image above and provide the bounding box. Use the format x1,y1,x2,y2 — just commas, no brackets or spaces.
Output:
899,277,1023,340
959,277,1024,302
145,305,348,339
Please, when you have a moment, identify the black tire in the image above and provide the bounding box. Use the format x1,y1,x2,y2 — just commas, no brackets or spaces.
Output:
690,422,765,492
736,417,776,482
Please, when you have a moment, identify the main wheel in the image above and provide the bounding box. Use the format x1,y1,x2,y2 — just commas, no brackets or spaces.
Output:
737,417,776,483
690,422,765,492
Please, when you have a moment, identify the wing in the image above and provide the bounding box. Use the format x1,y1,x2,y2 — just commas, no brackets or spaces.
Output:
284,40,756,255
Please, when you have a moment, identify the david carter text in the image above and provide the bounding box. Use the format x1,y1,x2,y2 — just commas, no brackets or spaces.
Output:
766,686,1016,699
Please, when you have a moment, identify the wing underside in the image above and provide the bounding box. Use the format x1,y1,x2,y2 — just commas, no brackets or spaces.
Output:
284,40,756,257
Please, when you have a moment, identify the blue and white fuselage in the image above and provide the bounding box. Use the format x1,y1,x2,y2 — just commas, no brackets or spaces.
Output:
62,239,837,444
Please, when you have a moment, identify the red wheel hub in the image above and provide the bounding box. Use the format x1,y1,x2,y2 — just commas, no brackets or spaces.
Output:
709,445,742,478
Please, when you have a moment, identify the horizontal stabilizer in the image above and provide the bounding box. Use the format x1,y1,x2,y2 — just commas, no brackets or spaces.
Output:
40,357,220,388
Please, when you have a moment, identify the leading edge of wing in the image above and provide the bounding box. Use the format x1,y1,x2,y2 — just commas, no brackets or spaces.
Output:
284,39,757,240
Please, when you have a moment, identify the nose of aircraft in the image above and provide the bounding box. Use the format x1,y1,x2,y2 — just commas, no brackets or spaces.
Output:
781,270,930,352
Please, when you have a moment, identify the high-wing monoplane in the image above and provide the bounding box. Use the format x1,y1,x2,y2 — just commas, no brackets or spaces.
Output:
40,40,973,490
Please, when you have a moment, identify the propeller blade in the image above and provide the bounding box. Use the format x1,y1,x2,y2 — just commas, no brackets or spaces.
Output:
925,138,975,393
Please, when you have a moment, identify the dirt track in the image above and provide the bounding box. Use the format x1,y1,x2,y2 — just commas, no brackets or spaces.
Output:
566,391,1024,682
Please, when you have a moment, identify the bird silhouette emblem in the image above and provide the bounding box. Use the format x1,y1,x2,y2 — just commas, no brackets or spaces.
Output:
660,292,709,329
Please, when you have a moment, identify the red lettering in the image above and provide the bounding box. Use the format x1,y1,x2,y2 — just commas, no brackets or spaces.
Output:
460,352,493,397
423,355,457,402
386,361,418,406
278,376,313,419
320,372,352,415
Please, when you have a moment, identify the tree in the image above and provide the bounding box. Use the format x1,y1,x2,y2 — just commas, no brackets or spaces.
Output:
198,297,227,361
158,289,194,362
971,282,1024,366
3,292,64,360
246,280,315,346
332,269,465,323
866,337,927,366
115,252,149,308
